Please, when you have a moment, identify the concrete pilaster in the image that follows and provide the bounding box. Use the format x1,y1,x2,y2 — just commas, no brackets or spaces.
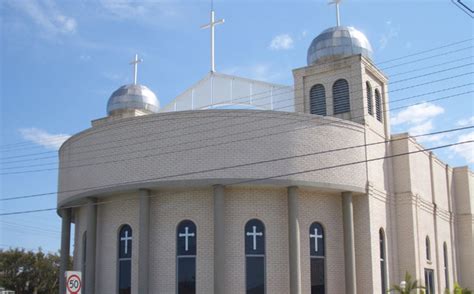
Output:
59,208,71,294
213,185,225,294
342,192,357,294
288,186,301,294
138,189,151,294
85,198,97,294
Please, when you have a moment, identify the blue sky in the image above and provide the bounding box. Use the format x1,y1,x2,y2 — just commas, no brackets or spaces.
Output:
0,0,473,252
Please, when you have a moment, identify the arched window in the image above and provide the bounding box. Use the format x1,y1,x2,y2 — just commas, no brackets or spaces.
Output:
332,79,350,114
245,219,265,294
443,242,449,290
310,84,326,116
82,231,87,289
118,225,132,294
309,222,325,294
366,81,373,116
177,220,197,294
379,228,387,294
426,236,431,261
375,89,383,122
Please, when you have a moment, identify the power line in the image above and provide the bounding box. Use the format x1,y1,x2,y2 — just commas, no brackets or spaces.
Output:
0,220,61,234
379,46,473,70
1,64,473,163
1,87,472,174
1,88,472,174
388,63,473,85
389,56,471,77
3,80,472,165
376,38,473,65
230,140,473,186
0,139,471,216
2,57,472,156
3,81,471,165
1,39,472,151
1,125,471,201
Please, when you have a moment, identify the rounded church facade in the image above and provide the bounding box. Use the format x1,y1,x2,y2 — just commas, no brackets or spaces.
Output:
59,110,370,293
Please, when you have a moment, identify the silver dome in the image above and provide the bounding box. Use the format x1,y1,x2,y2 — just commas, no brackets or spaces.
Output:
307,26,373,65
107,84,159,115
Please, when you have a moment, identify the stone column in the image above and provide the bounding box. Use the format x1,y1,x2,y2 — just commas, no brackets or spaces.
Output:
59,208,71,294
85,198,97,294
342,192,357,294
138,189,151,294
288,186,302,294
213,185,225,294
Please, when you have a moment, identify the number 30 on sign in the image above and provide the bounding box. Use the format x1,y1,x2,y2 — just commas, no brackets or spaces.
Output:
65,271,82,294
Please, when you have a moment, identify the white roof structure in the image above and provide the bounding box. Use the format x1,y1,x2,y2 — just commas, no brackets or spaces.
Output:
160,72,294,113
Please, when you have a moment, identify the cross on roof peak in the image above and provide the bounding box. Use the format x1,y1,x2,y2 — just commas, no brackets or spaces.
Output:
129,54,143,85
328,0,343,26
200,4,225,73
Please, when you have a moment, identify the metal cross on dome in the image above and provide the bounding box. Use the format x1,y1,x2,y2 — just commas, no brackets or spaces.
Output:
328,0,342,26
129,54,143,85
179,226,195,252
246,225,263,251
200,1,225,73
120,229,132,255
310,227,323,252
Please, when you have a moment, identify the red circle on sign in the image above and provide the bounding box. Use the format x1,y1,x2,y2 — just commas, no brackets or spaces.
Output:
66,274,82,294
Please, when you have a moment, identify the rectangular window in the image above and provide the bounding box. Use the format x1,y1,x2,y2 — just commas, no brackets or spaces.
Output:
311,258,325,294
444,244,449,290
246,256,265,294
118,259,131,294
177,257,196,294
424,269,435,294
380,259,386,294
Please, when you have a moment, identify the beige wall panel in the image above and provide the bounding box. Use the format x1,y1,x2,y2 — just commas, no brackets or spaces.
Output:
149,188,214,294
299,190,345,294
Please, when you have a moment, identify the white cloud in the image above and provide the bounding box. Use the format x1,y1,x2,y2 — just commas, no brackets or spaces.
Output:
391,102,445,126
457,116,474,126
249,64,272,80
301,30,308,38
407,120,450,143
408,120,433,136
7,0,77,36
450,132,474,163
391,102,447,143
269,34,294,51
98,0,181,26
100,0,147,19
19,128,70,150
79,55,91,61
56,14,77,33
379,20,399,50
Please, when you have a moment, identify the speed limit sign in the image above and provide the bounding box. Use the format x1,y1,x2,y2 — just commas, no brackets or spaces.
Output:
65,271,82,294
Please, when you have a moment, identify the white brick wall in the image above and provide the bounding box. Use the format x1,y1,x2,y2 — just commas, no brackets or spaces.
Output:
58,110,368,206
96,194,140,294
299,190,345,294
149,188,214,294
62,91,472,294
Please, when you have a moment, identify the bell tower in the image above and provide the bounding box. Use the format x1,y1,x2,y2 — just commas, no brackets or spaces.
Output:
292,3,390,138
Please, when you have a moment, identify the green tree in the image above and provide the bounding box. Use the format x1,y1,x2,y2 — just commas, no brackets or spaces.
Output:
0,248,70,294
452,283,473,294
388,272,425,294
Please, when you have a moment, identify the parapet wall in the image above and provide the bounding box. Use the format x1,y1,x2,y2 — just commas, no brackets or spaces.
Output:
58,110,369,206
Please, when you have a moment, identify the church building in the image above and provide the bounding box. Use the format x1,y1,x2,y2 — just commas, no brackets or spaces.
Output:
57,3,474,294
